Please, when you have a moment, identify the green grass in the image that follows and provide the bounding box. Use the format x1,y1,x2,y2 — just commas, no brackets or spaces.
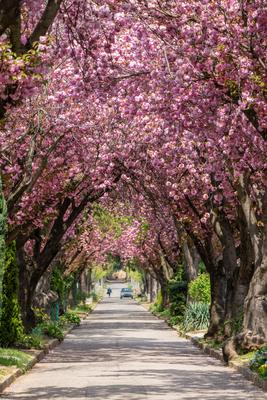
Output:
0,348,33,370
198,338,222,350
156,309,171,319
71,304,92,313
0,367,12,378
237,351,255,364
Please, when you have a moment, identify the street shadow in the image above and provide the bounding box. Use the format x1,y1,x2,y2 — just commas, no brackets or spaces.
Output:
2,368,265,400
2,301,266,400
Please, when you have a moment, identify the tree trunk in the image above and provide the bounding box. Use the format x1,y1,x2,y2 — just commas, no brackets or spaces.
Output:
16,242,36,331
160,281,169,308
33,267,58,315
236,178,267,349
149,275,153,302
186,230,227,338
0,176,7,304
241,257,267,349
224,205,255,340
205,260,227,338
241,190,267,349
183,240,200,282
156,264,169,308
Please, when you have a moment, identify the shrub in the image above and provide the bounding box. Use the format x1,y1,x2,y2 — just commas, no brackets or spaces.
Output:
188,273,211,304
31,325,44,337
73,304,92,313
51,268,75,305
90,290,99,302
15,334,43,350
168,276,187,317
33,308,50,324
150,291,164,313
250,345,267,379
63,312,80,325
0,242,24,347
76,290,88,305
158,308,171,319
169,292,186,316
33,322,64,341
169,315,183,326
181,302,210,332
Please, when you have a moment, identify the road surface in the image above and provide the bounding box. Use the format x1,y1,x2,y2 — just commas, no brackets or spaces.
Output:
2,283,267,399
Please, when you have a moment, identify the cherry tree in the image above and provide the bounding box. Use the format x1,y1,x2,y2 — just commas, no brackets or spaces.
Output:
0,0,266,351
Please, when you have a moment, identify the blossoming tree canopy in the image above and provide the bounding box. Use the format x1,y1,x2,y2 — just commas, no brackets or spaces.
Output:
0,0,266,349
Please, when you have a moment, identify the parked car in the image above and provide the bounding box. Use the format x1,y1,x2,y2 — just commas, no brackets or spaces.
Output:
120,288,133,299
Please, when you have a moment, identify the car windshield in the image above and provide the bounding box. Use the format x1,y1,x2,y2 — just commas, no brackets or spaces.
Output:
121,288,132,292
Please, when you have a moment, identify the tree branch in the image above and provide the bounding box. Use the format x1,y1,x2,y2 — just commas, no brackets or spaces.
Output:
26,0,64,48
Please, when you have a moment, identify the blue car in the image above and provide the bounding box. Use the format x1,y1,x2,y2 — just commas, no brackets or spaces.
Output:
120,288,133,299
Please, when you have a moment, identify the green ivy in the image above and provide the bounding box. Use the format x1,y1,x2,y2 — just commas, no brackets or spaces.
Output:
0,242,24,347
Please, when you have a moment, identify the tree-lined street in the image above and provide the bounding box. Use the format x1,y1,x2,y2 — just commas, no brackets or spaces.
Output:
2,285,266,400
0,1,267,396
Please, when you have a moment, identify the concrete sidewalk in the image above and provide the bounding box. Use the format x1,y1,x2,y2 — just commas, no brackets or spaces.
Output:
2,283,267,399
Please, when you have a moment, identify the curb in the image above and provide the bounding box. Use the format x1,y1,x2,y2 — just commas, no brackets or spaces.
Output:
183,333,267,392
0,313,91,394
183,333,225,363
141,303,267,393
0,369,22,394
0,328,73,394
0,304,98,395
228,360,267,392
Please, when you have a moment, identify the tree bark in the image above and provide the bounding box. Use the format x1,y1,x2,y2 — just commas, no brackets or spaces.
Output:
240,189,267,349
206,259,227,338
224,206,255,342
210,206,240,338
0,175,7,303
185,229,227,338
16,240,36,331
183,240,200,282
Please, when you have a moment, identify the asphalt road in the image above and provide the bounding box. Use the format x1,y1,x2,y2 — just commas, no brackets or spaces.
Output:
2,283,267,400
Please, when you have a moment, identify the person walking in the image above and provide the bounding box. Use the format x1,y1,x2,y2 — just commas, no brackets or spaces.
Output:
107,287,112,297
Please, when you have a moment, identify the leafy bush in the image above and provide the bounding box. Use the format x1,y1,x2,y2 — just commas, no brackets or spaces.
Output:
72,304,92,313
169,315,183,326
15,334,43,350
157,308,171,319
181,302,210,332
76,290,88,305
188,273,211,304
168,274,187,317
90,290,99,302
31,325,44,337
169,292,186,316
50,267,75,311
0,242,24,347
33,322,64,341
150,291,164,313
63,312,80,325
250,345,267,379
33,308,50,324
